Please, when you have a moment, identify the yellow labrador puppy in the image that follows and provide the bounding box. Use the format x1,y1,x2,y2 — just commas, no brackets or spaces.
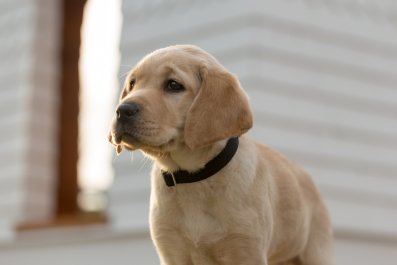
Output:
109,45,334,265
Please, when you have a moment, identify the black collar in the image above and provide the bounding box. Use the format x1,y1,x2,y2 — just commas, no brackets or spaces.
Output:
161,137,239,187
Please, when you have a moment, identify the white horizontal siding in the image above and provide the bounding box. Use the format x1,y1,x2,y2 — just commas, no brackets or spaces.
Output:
0,0,35,240
0,228,159,265
0,0,60,239
111,0,397,263
110,151,151,230
20,0,61,226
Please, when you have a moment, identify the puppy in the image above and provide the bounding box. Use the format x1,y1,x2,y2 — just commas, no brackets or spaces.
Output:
109,45,334,265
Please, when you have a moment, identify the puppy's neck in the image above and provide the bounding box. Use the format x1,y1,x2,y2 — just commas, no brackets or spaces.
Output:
153,140,228,173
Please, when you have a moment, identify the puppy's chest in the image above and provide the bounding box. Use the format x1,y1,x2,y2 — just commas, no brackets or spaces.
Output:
166,192,227,245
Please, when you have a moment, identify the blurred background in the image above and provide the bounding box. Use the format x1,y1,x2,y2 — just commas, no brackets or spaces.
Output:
0,0,396,264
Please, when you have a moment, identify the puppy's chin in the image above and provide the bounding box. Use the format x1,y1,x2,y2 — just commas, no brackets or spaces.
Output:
138,138,180,157
114,135,180,157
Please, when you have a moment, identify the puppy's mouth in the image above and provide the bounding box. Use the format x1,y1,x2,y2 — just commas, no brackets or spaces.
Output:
113,131,135,147
110,129,146,153
109,126,177,155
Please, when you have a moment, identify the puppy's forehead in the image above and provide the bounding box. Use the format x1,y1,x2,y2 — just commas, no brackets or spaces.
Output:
129,48,199,79
126,45,223,83
146,48,200,67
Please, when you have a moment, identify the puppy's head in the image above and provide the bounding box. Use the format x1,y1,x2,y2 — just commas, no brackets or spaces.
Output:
109,45,252,155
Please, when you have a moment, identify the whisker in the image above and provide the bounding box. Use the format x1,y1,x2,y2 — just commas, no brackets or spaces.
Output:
138,155,151,173
112,152,119,162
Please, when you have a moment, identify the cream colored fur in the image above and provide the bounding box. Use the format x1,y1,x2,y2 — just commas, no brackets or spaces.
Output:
109,45,334,265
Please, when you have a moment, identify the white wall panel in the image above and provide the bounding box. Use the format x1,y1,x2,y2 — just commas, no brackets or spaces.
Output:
0,0,60,240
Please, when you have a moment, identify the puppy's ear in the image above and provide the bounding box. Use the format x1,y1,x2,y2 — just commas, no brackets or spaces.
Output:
184,65,253,149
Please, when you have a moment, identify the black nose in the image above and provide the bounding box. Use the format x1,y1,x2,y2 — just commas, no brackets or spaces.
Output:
116,103,140,123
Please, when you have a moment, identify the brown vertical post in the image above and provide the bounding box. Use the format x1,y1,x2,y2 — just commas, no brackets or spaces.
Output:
56,0,87,216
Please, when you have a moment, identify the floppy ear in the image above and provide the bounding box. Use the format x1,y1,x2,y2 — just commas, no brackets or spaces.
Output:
184,65,253,149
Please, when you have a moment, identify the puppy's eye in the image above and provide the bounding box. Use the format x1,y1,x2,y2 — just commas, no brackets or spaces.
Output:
129,80,135,91
165,80,185,92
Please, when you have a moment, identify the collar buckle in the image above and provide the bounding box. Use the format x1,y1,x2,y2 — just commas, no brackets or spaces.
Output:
170,172,177,187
